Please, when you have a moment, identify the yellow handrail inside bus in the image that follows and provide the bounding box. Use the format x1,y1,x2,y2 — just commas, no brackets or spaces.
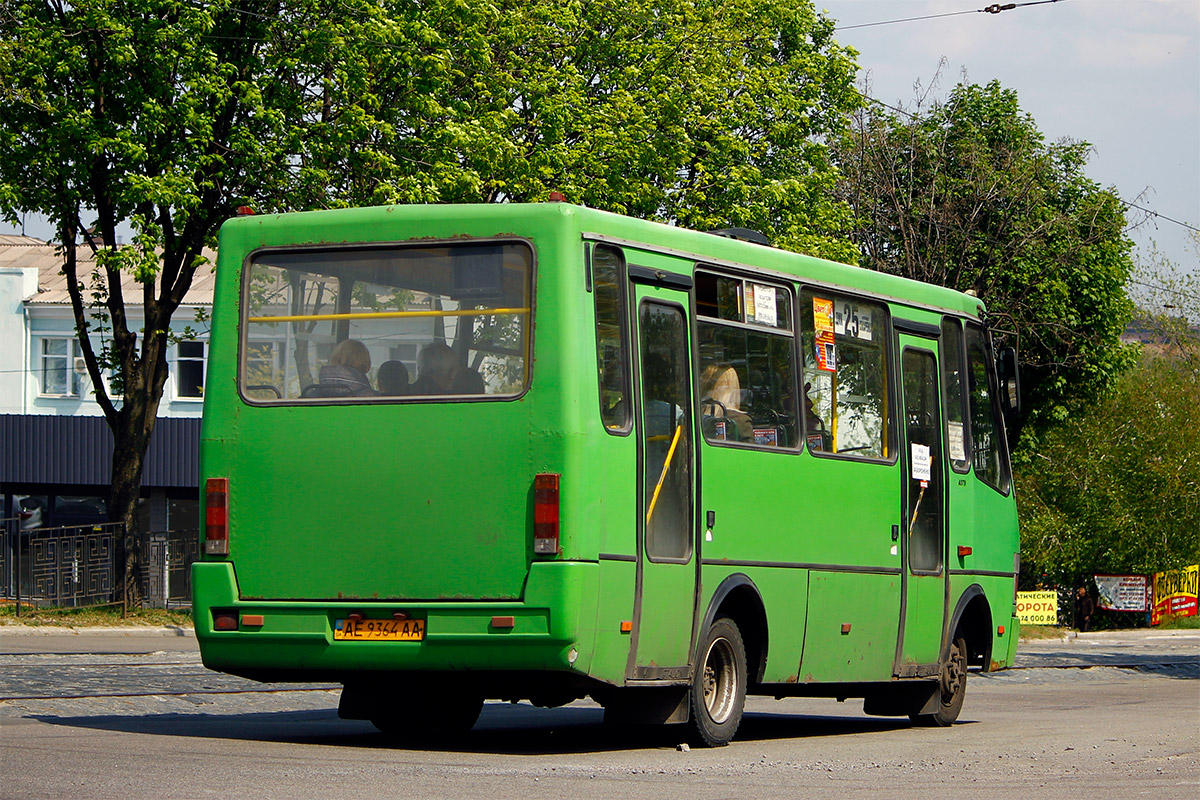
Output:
248,307,530,323
646,424,684,525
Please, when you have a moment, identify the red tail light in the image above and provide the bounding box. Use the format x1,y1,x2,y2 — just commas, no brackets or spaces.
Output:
205,477,229,555
533,473,560,555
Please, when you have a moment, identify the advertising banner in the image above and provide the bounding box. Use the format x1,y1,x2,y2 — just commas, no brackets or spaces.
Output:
1016,591,1059,625
1094,574,1150,612
1151,564,1199,626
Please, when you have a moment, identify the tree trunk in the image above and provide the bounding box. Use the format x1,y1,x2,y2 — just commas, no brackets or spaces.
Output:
109,401,157,609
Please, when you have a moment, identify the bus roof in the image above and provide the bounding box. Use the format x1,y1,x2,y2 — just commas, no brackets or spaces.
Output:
219,202,985,321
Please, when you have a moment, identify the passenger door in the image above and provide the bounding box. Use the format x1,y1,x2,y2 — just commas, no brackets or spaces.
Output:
896,335,948,674
628,274,698,681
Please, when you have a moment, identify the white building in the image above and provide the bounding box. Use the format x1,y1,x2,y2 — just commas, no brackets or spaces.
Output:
0,235,213,532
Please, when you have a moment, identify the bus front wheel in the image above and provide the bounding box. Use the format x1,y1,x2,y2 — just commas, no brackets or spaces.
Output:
689,616,747,747
911,636,967,727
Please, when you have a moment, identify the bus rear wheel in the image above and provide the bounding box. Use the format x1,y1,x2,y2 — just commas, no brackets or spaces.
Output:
911,636,967,727
689,616,747,747
370,691,483,740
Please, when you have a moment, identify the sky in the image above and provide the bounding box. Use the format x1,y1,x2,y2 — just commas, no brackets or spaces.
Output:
825,0,1200,287
4,0,1197,286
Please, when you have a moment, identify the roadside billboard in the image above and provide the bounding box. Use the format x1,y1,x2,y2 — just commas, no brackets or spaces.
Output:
1151,564,1199,626
1016,591,1059,625
1094,574,1150,612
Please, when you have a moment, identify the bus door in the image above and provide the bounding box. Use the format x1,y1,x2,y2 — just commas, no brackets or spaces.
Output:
628,273,697,681
896,333,948,674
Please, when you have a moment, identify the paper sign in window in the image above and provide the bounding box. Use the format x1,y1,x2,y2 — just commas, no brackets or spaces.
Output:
834,301,875,341
911,443,931,481
947,421,966,462
750,284,777,327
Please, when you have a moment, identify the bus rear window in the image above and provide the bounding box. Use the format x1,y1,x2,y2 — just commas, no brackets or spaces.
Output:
240,242,533,402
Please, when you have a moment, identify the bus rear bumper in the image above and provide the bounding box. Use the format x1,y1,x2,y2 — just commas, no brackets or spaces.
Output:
191,561,596,681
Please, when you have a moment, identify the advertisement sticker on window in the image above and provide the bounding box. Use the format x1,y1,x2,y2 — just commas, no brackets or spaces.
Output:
753,428,779,446
813,298,836,372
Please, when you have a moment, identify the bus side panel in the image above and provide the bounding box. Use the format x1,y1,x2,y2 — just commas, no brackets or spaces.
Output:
951,470,1019,668
589,559,636,684
699,564,809,685
697,446,806,564
698,447,809,682
799,571,901,683
790,457,901,567
948,573,1017,669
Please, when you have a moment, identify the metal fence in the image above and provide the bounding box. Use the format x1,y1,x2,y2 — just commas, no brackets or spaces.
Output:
0,520,199,610
139,528,200,609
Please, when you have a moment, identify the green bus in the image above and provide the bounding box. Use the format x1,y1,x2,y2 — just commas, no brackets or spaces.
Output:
194,202,1021,746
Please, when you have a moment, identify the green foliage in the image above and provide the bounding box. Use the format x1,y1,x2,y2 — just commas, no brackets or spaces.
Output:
1015,240,1200,586
835,79,1137,428
287,0,861,259
1,1,859,594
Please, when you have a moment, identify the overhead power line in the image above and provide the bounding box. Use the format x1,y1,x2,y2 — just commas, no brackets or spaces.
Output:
835,0,1070,32
1122,203,1200,236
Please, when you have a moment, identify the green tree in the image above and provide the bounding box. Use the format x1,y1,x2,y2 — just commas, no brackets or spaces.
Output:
293,0,861,259
1016,240,1200,586
1,0,858,600
835,79,1136,429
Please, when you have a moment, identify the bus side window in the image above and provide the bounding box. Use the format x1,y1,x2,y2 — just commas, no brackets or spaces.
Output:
593,245,631,433
965,323,1011,493
695,271,796,448
941,318,970,473
799,290,890,459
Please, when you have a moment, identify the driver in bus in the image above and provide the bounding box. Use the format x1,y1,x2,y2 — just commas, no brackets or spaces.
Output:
699,363,753,441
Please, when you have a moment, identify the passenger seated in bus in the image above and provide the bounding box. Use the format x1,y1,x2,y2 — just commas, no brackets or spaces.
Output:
377,360,410,395
318,339,377,396
451,367,486,394
411,341,459,394
699,363,753,441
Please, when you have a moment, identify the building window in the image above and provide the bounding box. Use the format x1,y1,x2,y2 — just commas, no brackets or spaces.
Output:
176,340,206,398
40,338,82,397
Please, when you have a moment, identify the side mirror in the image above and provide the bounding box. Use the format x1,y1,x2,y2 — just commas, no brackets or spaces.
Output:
996,346,1021,439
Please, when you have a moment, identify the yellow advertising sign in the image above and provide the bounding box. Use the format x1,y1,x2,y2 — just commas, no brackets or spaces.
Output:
1016,591,1059,625
1151,564,1199,625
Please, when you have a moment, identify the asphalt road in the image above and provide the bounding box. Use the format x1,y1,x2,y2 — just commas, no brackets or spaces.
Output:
1,627,1196,799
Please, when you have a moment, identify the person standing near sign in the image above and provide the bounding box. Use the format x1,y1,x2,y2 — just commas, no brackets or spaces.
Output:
1075,586,1095,632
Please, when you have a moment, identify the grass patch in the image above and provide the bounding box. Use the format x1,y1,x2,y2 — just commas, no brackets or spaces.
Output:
1018,624,1067,641
0,603,192,629
1155,614,1200,630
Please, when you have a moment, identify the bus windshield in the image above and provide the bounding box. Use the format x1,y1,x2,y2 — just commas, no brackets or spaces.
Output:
240,241,533,402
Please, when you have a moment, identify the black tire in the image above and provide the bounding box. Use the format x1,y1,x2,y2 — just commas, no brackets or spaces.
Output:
371,692,483,740
911,636,967,727
689,616,747,747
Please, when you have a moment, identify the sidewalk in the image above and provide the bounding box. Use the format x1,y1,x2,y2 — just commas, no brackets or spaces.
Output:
1,624,196,654
1,624,193,636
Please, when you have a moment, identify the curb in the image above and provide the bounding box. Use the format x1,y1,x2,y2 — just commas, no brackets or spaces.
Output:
0,625,194,637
